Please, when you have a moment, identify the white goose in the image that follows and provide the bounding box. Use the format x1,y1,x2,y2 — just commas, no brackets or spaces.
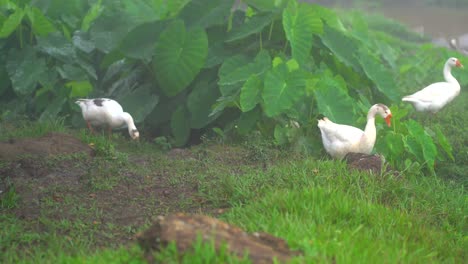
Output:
402,57,463,113
75,98,139,140
318,104,392,159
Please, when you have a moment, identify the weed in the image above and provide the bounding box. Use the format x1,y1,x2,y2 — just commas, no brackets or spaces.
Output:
0,185,20,209
153,136,172,151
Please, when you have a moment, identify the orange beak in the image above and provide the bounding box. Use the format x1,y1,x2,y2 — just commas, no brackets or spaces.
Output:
384,114,392,127
456,60,464,68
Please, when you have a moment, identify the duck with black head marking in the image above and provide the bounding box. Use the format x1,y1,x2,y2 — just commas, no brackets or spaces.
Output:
75,98,139,140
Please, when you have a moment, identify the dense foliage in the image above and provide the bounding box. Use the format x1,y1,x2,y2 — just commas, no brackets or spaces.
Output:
0,0,467,175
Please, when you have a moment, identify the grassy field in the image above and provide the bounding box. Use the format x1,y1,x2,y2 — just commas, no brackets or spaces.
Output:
0,120,466,263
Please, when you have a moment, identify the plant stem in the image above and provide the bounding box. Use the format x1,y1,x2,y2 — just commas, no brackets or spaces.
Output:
268,20,274,41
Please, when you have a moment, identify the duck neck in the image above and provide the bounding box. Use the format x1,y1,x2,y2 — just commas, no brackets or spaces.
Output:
122,113,137,135
443,63,458,86
364,109,377,147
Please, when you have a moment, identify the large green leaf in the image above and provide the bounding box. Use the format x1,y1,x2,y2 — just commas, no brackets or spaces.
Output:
225,12,276,43
320,25,361,71
58,64,88,81
309,4,345,31
381,131,405,159
39,96,67,122
6,47,47,95
119,21,164,61
153,19,208,97
26,7,57,36
121,0,161,24
218,55,250,83
262,60,306,117
36,32,77,63
434,125,454,161
357,48,399,102
180,0,234,29
89,11,138,53
171,105,191,147
243,0,286,11
118,84,159,123
218,50,271,86
405,120,437,173
282,1,322,66
236,107,261,135
81,0,103,32
66,80,93,98
187,77,220,129
204,25,234,68
0,8,24,38
240,74,262,112
313,72,357,125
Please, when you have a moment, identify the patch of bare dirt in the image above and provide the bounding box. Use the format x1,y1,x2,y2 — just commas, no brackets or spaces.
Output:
0,132,94,160
0,132,266,250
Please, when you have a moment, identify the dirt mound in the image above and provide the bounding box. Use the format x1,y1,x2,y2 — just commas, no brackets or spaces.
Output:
344,152,399,176
0,132,94,160
138,213,301,263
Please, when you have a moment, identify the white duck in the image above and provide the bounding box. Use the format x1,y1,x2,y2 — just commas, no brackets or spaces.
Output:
75,98,139,140
318,104,392,159
402,57,463,113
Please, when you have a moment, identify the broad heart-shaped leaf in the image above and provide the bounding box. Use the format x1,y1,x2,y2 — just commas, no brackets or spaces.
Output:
117,84,159,124
434,125,454,161
171,105,191,147
282,1,322,66
57,64,88,81
218,50,271,86
154,20,208,97
119,21,165,61
312,71,357,125
357,48,399,102
39,96,67,122
36,32,77,64
218,54,250,84
377,131,405,162
404,120,437,174
309,4,345,31
66,80,93,98
187,77,221,129
89,11,138,53
262,62,306,117
180,0,234,29
236,107,261,135
0,8,24,38
243,0,285,11
26,7,57,36
320,25,361,71
6,47,47,95
225,12,276,43
204,25,234,68
240,74,262,112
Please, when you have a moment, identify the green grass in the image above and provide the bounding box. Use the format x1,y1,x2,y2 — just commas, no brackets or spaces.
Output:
0,117,67,141
0,113,466,263
2,145,465,263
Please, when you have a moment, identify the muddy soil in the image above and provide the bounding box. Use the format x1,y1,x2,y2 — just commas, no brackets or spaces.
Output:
0,132,255,248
